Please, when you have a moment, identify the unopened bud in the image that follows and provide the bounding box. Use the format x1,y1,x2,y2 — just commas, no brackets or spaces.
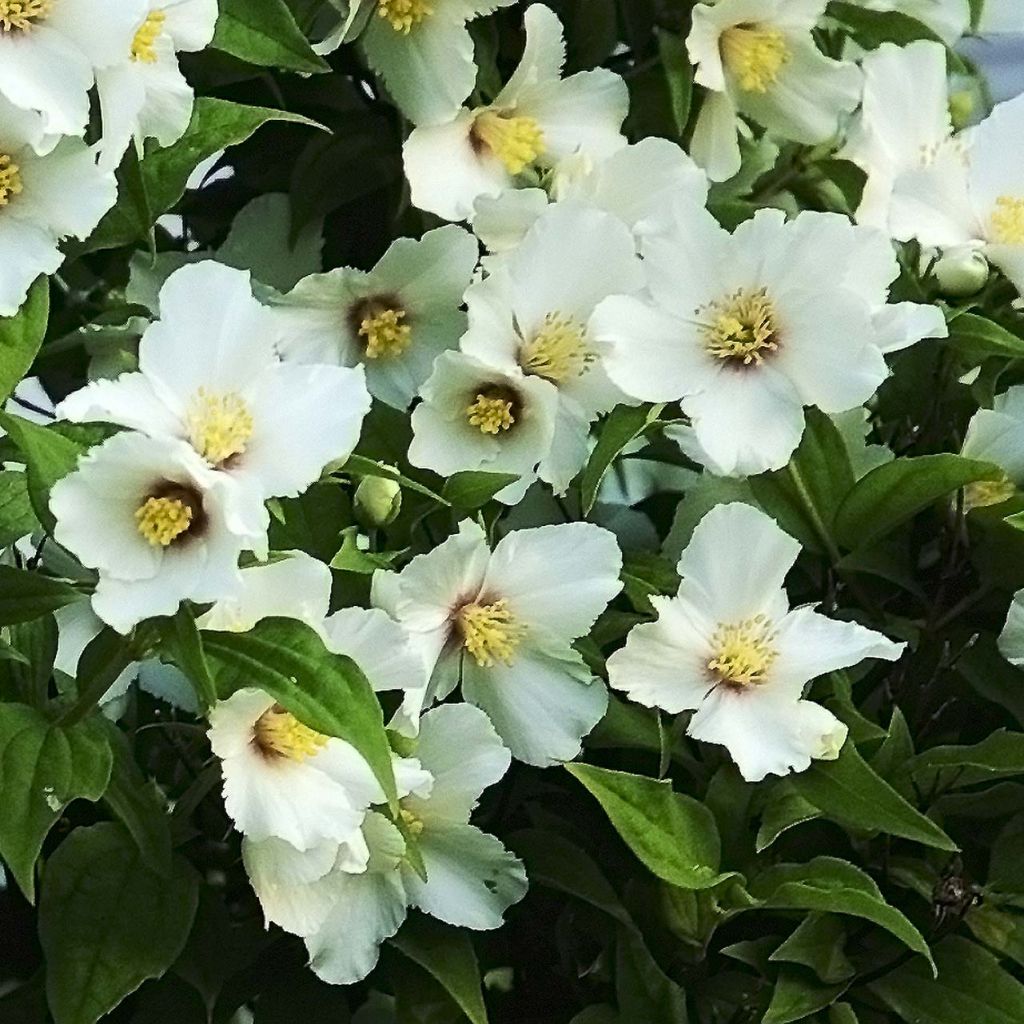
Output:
933,247,990,297
949,90,976,130
354,473,402,528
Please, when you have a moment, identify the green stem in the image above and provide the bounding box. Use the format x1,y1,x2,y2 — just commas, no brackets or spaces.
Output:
786,461,843,564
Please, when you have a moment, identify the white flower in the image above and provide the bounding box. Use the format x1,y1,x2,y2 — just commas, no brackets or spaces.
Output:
96,0,219,170
999,590,1024,668
471,136,709,254
270,226,479,410
49,432,260,634
687,0,861,181
460,202,643,492
980,0,1024,32
372,520,621,765
302,704,527,984
209,687,383,852
0,0,148,138
960,385,1024,509
607,503,905,781
409,349,559,502
0,93,117,316
592,201,947,477
841,41,952,230
58,261,372,537
403,3,628,221
848,0,970,44
889,92,1024,299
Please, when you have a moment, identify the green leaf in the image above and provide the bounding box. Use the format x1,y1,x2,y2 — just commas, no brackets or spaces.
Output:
212,0,329,73
0,469,39,548
329,528,403,574
615,924,688,1023
770,914,854,984
155,605,218,713
905,730,1024,790
565,763,726,889
756,782,821,852
0,412,85,531
871,935,1024,1023
442,470,519,511
835,454,1002,550
202,617,397,808
763,966,847,1024
580,404,657,515
40,822,199,1024
4,614,57,705
0,277,48,405
87,98,322,251
790,741,957,851
0,703,112,901
391,914,488,1024
0,567,80,625
749,856,935,974
946,312,1024,361
656,29,693,136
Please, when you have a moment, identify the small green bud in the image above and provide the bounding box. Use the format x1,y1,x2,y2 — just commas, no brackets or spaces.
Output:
933,248,989,298
354,473,402,528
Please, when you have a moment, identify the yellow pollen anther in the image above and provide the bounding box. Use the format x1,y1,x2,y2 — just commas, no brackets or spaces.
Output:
254,705,328,762
708,615,778,688
376,0,433,33
187,389,254,466
135,496,194,547
473,111,546,175
520,312,592,383
399,807,425,836
965,475,1016,511
0,154,23,208
701,288,779,365
459,599,523,667
131,10,166,63
466,392,515,435
990,196,1024,246
360,306,412,360
721,23,790,94
0,0,52,32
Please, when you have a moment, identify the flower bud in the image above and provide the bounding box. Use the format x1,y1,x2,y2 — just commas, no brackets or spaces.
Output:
933,247,990,298
354,473,402,528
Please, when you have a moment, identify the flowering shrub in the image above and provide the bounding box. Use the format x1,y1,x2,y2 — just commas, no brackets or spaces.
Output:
4,1,1024,1022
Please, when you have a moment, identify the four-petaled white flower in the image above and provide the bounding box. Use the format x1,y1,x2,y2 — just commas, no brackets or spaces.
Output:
96,0,219,170
687,0,862,182
58,261,372,538
49,431,260,634
593,200,947,477
0,93,117,315
607,503,905,782
404,3,628,221
0,0,148,138
889,93,1024,300
960,385,1024,511
372,520,622,765
270,225,480,409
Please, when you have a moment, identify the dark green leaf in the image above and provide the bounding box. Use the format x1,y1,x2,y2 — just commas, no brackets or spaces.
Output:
763,966,847,1024
580,404,656,515
0,277,48,405
155,606,217,713
770,914,854,984
441,471,519,511
947,312,1024,361
0,567,78,625
0,469,39,548
213,0,330,73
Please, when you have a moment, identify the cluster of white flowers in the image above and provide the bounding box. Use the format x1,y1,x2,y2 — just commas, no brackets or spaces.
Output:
14,0,1024,989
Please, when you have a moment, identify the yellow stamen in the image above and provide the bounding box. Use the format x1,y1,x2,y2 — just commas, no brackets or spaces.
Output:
399,807,425,836
0,0,52,32
472,111,546,175
707,615,778,687
466,392,515,435
721,23,790,94
359,306,412,360
990,196,1024,246
458,599,523,667
187,389,254,466
131,10,166,63
135,495,194,547
0,154,22,208
376,0,433,33
254,705,328,762
520,312,592,383
701,288,779,366
965,476,1016,511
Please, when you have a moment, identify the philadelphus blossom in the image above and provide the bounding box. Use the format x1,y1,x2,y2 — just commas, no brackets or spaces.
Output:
459,202,644,492
593,200,947,477
0,93,117,315
687,0,862,182
471,136,709,255
58,262,372,536
372,520,622,765
959,385,1024,510
890,93,1024,299
841,41,952,230
270,225,480,410
403,4,629,221
49,432,258,633
0,0,147,138
95,0,219,170
607,503,905,781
